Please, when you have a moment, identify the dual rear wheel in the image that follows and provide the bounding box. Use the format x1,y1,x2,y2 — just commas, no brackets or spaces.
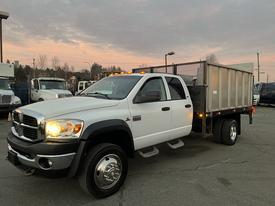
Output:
213,119,238,145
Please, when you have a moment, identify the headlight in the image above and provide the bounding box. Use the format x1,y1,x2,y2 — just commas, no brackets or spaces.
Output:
13,96,21,105
45,119,83,139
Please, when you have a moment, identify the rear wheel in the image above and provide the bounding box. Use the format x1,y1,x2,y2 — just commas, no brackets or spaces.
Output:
78,143,128,198
221,119,238,145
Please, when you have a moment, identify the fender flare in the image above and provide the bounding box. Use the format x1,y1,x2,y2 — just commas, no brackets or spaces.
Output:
68,119,134,177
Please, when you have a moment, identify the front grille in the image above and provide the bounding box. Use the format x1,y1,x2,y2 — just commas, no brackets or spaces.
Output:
23,115,38,127
12,111,42,142
23,127,38,140
0,95,11,104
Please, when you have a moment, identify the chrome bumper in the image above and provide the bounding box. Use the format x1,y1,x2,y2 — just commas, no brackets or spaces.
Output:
8,144,75,170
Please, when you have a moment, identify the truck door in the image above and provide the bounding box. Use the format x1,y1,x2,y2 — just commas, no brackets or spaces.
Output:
129,77,171,150
164,77,193,137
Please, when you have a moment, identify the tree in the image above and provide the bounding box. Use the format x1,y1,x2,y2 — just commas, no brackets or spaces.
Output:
70,66,75,72
63,62,70,80
91,63,103,80
37,54,47,69
206,54,219,64
51,56,60,70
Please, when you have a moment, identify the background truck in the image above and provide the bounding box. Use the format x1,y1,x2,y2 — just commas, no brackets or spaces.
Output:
7,60,253,198
31,77,72,102
0,63,21,114
254,82,275,106
76,80,96,94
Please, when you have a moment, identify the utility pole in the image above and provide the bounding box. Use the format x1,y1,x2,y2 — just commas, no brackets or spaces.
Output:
33,58,36,78
257,52,260,82
267,73,269,83
164,51,175,73
0,19,2,62
0,11,9,63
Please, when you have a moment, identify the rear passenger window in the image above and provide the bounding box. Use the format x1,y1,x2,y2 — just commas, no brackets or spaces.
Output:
165,77,186,100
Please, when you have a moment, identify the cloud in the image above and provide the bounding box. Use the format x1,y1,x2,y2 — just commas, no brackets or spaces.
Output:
1,0,275,80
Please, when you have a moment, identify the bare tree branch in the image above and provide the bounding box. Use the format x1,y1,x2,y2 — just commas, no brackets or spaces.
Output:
51,56,60,71
37,54,47,69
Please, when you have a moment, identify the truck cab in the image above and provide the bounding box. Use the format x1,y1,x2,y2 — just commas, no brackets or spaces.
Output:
0,77,21,113
0,62,22,114
7,73,193,197
31,77,72,102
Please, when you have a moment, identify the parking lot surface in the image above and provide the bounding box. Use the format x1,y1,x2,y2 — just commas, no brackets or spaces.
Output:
1,107,275,206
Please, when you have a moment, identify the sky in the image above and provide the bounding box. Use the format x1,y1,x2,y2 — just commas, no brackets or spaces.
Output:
1,0,275,81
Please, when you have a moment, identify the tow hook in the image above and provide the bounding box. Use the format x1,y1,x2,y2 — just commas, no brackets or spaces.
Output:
24,168,36,176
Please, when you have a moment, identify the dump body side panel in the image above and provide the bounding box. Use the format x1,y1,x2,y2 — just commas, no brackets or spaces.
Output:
206,63,253,113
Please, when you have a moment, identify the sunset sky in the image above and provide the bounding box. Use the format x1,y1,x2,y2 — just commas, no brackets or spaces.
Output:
1,0,275,81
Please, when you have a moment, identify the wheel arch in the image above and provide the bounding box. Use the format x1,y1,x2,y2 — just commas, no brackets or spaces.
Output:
68,119,134,177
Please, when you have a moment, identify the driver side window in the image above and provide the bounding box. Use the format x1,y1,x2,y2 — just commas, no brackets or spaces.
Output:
136,77,167,102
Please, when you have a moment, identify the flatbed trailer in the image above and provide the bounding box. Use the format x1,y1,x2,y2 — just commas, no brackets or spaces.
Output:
133,60,254,137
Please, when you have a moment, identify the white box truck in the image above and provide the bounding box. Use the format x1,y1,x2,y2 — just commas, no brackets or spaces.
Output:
0,63,21,113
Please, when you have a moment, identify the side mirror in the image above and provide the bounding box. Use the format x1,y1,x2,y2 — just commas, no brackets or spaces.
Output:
134,91,161,103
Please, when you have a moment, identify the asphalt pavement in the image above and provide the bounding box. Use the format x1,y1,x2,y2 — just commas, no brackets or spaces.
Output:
0,107,275,206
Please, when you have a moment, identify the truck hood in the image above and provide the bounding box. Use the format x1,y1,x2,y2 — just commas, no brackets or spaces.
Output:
0,89,14,96
20,96,120,118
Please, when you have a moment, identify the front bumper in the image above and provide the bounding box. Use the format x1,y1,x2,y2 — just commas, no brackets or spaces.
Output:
7,133,79,171
0,104,21,112
8,144,75,170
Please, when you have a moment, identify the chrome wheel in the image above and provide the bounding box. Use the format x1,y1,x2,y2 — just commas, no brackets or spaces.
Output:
94,154,122,190
230,124,237,141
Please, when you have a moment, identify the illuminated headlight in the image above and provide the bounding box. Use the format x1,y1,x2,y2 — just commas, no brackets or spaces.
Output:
45,119,83,139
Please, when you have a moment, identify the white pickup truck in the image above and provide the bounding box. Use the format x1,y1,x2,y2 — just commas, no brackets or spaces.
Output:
31,77,72,102
7,61,253,198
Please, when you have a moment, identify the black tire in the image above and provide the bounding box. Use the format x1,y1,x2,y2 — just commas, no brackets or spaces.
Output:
221,119,238,146
78,143,128,198
38,98,44,102
213,119,224,143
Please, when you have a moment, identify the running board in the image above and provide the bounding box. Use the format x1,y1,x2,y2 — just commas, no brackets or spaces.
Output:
138,146,159,158
167,139,184,149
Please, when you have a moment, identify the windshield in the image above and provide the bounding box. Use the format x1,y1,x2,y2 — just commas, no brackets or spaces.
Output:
0,79,11,90
82,76,142,100
40,80,66,90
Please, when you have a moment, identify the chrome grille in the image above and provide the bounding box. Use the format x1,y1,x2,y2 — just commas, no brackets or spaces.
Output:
0,95,11,104
23,127,38,140
23,115,38,127
12,110,43,142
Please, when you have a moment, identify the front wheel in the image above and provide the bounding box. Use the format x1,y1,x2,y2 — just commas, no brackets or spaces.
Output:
221,119,238,145
78,143,128,198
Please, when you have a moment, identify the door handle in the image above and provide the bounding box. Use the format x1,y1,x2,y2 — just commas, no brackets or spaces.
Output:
161,107,170,111
185,104,191,108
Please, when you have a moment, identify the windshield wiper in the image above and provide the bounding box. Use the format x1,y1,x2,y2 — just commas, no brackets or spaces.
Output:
84,92,110,99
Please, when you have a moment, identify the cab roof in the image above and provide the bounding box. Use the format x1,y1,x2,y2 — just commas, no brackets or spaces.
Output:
112,73,179,78
35,77,66,81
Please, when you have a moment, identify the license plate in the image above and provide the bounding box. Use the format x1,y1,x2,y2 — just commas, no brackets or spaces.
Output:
7,150,20,166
